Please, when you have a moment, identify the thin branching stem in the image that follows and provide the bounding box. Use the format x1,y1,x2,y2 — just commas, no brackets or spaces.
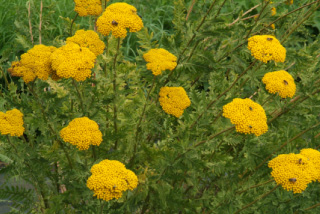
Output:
70,13,78,36
236,179,275,194
72,79,86,115
234,185,279,214
113,38,121,149
39,0,43,44
28,1,34,45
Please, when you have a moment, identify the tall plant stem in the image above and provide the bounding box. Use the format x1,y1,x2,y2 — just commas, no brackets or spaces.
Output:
163,0,218,85
236,179,274,194
294,202,320,214
281,3,320,43
72,79,86,115
190,59,257,129
100,199,105,214
39,0,43,44
27,84,73,169
234,185,279,214
28,1,34,45
130,76,156,164
70,13,78,36
113,38,121,149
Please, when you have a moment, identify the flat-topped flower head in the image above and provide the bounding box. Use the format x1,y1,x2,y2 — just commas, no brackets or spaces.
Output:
8,45,57,83
143,48,177,76
96,3,143,38
269,153,318,193
60,117,102,150
86,159,138,201
51,43,96,81
299,148,320,182
159,87,191,118
248,35,286,63
67,30,105,56
262,70,296,98
223,98,268,136
74,0,103,17
0,109,24,137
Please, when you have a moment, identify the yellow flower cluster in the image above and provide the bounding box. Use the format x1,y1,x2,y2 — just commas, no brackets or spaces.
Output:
74,0,103,17
269,149,320,193
271,7,276,16
222,98,268,136
262,70,296,98
143,48,177,76
60,117,102,150
159,87,191,118
0,109,24,137
96,2,143,38
285,0,293,5
67,29,105,56
86,159,138,201
248,35,286,63
50,43,96,81
8,45,57,83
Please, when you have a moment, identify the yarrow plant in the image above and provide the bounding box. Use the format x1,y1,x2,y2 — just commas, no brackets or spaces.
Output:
0,0,320,213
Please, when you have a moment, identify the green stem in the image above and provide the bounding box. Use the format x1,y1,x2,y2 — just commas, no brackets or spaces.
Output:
72,79,86,115
113,38,121,150
100,199,104,214
0,66,9,88
234,185,279,214
70,13,78,36
295,202,320,213
92,146,97,161
236,179,274,194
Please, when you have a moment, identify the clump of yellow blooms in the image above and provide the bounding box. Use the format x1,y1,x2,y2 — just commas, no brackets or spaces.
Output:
66,30,105,56
50,43,96,81
159,87,191,118
248,35,286,63
262,70,296,98
96,2,143,38
86,159,138,201
269,150,320,193
8,45,57,83
60,117,102,150
223,98,268,136
74,0,103,17
0,109,25,137
143,49,177,76
271,7,276,16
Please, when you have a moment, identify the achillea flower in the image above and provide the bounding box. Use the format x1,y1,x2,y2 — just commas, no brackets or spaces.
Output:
8,45,57,83
299,148,320,182
271,7,276,16
67,30,105,56
51,43,96,81
262,70,296,98
74,0,103,17
86,159,138,201
143,49,177,76
248,35,286,63
222,98,268,136
159,87,191,118
0,109,24,137
60,117,102,150
269,153,318,193
96,3,143,38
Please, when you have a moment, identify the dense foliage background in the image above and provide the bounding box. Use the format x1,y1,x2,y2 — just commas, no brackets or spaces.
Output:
0,0,320,213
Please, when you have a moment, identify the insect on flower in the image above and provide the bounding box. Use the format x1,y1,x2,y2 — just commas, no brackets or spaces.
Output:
249,106,253,111
267,37,273,41
112,20,118,26
289,178,297,183
298,158,302,164
113,185,116,189
283,80,288,85
249,125,252,129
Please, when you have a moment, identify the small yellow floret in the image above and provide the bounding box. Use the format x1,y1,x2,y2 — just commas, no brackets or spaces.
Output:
159,87,191,118
0,109,25,137
67,30,105,56
143,49,177,76
51,43,96,81
223,98,268,136
269,153,318,193
285,0,293,5
271,7,276,16
60,117,102,150
96,3,143,38
248,35,286,63
74,0,103,17
86,159,138,201
262,70,296,98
